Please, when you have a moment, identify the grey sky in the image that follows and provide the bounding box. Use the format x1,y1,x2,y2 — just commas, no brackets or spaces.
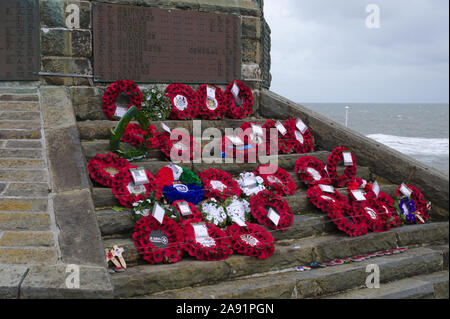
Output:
264,0,449,103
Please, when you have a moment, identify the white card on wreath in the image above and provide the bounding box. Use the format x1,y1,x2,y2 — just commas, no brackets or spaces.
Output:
399,183,413,197
161,122,171,134
192,223,209,239
268,208,280,226
319,184,335,193
130,168,149,186
343,151,354,166
275,121,287,136
251,123,264,137
232,217,247,227
152,203,165,224
207,86,216,99
114,107,127,118
231,82,240,97
226,135,244,146
351,190,366,201
373,181,380,198
178,201,192,216
296,119,308,134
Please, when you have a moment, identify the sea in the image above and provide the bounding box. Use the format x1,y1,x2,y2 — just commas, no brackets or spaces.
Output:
300,103,449,175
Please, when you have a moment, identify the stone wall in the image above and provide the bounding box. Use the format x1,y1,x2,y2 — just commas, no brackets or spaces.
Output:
38,0,271,88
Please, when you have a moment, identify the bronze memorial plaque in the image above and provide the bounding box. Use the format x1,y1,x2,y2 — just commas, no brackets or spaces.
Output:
0,0,39,81
92,2,241,83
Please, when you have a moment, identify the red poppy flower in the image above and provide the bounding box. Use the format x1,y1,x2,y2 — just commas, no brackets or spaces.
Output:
395,184,430,222
295,156,331,187
88,152,136,188
249,190,294,231
165,83,199,120
133,215,184,264
102,80,143,121
196,84,227,120
111,169,158,208
254,164,297,197
284,118,314,154
326,146,357,188
198,169,242,200
170,200,203,222
224,80,254,119
306,184,349,215
328,201,368,237
226,223,275,260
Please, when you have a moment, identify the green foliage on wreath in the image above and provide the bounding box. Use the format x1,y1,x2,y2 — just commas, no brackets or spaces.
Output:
131,193,174,223
180,167,202,187
140,87,171,121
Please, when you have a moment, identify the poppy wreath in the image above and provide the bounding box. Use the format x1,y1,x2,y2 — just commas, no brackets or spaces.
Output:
102,80,143,121
295,156,332,187
226,223,275,260
352,198,386,233
263,119,295,155
240,121,268,157
121,123,160,150
249,190,294,231
220,134,259,162
377,192,402,229
165,83,199,120
306,184,348,215
224,80,254,119
198,169,242,200
170,200,203,223
111,169,158,208
133,215,184,264
326,146,357,188
328,201,368,237
284,118,314,154
395,184,430,222
88,152,137,188
254,165,297,197
196,84,227,120
159,129,202,162
182,219,234,261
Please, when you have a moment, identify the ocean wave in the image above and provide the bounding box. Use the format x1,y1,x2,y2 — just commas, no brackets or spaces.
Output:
367,134,449,156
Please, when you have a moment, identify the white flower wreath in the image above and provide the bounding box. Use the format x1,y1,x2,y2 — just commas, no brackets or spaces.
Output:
236,172,266,197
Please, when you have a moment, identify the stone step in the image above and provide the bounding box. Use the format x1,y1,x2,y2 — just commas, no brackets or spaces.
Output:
109,222,449,298
142,247,448,299
91,183,394,215
0,129,41,140
0,111,41,121
0,102,40,111
101,213,335,244
0,149,43,159
325,271,449,299
0,247,58,265
78,119,266,141
0,94,39,102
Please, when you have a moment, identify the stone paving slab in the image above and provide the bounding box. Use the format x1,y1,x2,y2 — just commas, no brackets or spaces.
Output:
0,111,41,121
2,183,50,197
3,140,42,149
0,231,54,247
0,247,58,265
0,102,40,111
0,170,48,183
0,129,41,139
0,213,51,231
0,198,48,212
0,159,45,169
0,121,41,130
0,149,43,159
0,264,29,299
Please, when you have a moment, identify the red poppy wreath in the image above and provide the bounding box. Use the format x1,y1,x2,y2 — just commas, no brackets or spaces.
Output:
133,215,184,264
295,156,331,187
254,164,297,197
165,83,199,120
326,146,357,188
352,198,386,233
170,200,203,223
395,184,430,222
159,129,202,162
306,184,348,215
182,219,234,261
111,169,158,208
284,118,314,154
198,169,242,200
249,190,294,231
263,119,295,155
196,84,227,120
225,80,254,119
121,123,160,150
226,223,275,260
88,152,136,188
102,80,143,121
328,201,368,237
376,192,402,229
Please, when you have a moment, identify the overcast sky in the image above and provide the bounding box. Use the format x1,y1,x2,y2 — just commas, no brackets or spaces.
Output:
264,0,449,103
